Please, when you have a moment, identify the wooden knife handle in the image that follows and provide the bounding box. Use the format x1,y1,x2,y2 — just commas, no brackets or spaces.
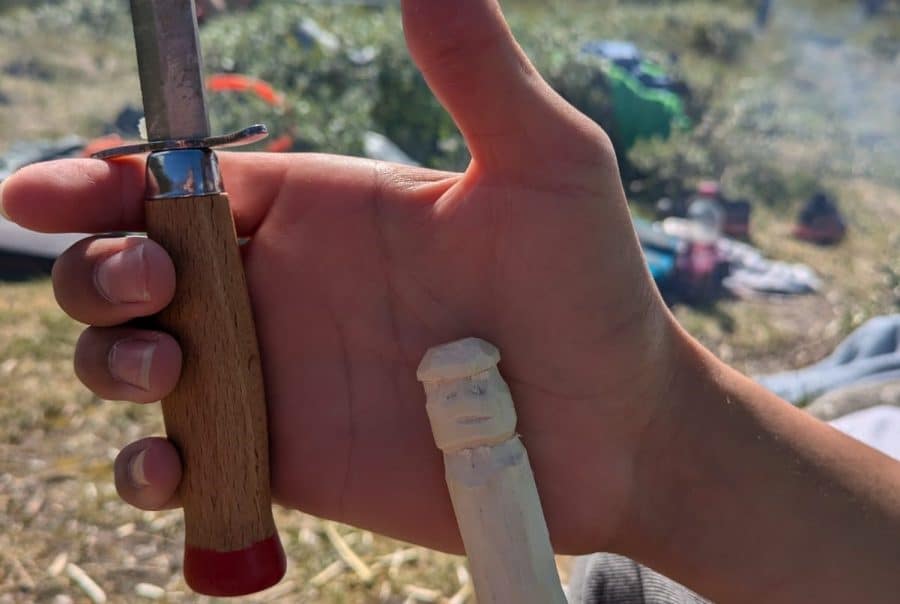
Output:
145,192,285,596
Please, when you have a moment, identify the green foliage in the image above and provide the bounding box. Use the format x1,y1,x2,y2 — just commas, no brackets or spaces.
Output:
202,3,383,156
9,0,897,213
516,28,617,138
371,44,468,170
629,1,900,207
199,2,468,167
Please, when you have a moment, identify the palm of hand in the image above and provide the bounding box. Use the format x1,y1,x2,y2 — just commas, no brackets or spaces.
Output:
244,153,666,553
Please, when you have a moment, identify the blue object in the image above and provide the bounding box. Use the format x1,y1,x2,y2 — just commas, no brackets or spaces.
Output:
757,315,900,404
644,247,677,282
633,218,680,286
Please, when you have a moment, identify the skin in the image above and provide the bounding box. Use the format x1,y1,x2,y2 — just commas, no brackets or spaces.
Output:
3,1,899,601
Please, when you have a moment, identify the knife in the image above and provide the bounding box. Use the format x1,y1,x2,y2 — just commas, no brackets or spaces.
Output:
94,0,285,596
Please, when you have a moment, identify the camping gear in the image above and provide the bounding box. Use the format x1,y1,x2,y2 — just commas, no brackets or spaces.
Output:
644,247,677,285
793,192,846,245
295,17,341,52
207,73,285,107
581,41,689,151
718,238,821,296
207,74,298,151
660,216,718,243
720,198,752,239
675,240,729,303
687,196,725,236
634,218,729,302
92,0,285,595
417,339,567,604
655,217,730,302
686,182,752,240
723,262,821,296
757,315,900,404
633,218,681,288
660,220,820,298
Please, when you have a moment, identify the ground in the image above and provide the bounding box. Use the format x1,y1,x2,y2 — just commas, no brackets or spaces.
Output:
1,0,898,602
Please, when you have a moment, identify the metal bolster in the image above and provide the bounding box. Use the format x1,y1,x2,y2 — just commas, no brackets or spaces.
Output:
146,148,224,200
90,124,269,201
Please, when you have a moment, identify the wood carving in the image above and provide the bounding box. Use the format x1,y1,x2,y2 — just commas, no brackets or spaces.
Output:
417,338,567,604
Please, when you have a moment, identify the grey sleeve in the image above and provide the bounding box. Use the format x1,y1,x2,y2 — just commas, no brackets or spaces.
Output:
568,553,711,604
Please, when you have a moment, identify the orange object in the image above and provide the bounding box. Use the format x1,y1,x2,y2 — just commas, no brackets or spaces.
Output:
207,74,285,107
82,134,126,158
265,134,294,153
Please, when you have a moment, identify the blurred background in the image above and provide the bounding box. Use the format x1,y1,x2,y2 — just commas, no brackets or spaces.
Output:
1,0,898,602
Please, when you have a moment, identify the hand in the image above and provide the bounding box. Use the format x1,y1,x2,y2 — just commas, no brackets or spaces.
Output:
1,0,677,554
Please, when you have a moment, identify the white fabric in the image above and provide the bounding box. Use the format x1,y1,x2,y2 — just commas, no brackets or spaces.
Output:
830,406,900,461
718,238,821,296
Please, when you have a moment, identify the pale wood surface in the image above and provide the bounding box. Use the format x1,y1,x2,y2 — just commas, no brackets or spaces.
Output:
145,193,277,551
419,338,567,604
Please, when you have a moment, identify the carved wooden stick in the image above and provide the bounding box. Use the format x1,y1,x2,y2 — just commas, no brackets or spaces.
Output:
417,338,567,604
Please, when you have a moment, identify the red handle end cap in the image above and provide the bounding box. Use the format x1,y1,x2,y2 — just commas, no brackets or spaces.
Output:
184,533,286,596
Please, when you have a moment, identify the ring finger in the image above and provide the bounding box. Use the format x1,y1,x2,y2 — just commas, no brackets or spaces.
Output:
75,326,182,404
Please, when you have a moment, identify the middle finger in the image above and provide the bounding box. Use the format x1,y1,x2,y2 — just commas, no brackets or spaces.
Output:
53,236,176,326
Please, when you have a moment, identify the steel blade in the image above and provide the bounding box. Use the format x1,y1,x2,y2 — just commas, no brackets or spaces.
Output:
131,0,210,141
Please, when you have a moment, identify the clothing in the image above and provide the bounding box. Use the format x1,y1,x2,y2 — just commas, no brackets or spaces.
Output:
757,315,900,404
806,379,900,422
567,553,709,604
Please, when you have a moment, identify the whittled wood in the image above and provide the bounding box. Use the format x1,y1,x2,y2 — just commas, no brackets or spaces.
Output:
418,338,566,604
145,193,276,551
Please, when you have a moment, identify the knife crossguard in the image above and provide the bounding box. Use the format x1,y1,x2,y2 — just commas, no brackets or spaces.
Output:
90,123,268,162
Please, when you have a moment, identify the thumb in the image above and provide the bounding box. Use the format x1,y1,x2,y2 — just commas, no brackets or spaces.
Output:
401,0,612,177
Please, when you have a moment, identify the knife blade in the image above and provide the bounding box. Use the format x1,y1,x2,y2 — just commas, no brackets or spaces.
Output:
130,0,210,141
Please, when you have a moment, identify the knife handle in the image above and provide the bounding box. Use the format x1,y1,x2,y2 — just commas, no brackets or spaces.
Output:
145,191,286,596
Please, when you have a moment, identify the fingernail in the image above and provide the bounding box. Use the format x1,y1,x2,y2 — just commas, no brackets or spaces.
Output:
0,179,9,220
109,336,158,391
130,449,151,488
94,240,150,304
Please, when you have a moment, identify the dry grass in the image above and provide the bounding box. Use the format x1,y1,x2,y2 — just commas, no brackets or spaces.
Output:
0,9,137,152
0,281,487,603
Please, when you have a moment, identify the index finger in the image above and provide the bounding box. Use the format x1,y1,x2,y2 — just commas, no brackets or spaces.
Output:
0,152,292,236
